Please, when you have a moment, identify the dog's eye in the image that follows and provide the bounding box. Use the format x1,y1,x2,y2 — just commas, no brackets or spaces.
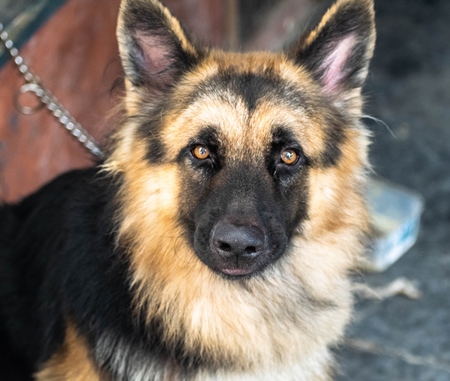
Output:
280,149,298,165
192,145,210,160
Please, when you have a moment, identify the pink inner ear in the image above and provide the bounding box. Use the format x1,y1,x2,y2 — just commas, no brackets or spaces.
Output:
136,32,174,75
320,34,357,94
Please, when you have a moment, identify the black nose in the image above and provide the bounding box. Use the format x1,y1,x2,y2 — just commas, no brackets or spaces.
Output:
211,221,266,259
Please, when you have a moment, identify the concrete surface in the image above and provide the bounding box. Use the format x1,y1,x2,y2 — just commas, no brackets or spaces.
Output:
336,0,450,380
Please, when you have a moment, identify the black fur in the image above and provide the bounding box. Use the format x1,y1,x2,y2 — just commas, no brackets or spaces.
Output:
0,169,206,377
187,70,307,113
319,109,347,168
135,110,167,164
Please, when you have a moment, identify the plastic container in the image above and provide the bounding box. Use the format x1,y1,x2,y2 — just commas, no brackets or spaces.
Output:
361,178,425,272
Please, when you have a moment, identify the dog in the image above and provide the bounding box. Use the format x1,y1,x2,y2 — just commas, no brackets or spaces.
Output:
0,0,375,379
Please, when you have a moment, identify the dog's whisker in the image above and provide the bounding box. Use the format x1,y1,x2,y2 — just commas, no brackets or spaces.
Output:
362,114,397,139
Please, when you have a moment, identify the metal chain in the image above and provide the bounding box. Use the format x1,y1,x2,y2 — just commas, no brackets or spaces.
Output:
0,22,104,158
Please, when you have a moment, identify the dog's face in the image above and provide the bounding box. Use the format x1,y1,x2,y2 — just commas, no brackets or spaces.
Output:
106,0,374,371
174,61,350,279
175,63,313,278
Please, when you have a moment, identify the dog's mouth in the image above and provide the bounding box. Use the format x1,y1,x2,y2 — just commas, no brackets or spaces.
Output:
220,268,253,276
218,265,258,278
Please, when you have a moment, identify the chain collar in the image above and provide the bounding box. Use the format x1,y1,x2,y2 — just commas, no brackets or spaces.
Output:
0,22,104,159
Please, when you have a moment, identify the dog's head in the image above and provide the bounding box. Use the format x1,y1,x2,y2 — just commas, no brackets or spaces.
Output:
110,0,374,281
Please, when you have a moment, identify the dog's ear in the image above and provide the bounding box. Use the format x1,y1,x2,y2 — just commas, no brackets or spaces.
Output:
117,0,201,93
289,0,375,111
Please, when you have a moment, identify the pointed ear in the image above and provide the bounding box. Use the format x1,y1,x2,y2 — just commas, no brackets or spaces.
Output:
117,0,201,93
289,0,375,110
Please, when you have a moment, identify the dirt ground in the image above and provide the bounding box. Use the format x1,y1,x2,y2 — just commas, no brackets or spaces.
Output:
335,0,450,380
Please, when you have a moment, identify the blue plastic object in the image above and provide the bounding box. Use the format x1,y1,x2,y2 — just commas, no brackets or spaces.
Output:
363,178,424,272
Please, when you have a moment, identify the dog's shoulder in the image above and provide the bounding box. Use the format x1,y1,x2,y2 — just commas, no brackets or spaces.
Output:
0,167,123,368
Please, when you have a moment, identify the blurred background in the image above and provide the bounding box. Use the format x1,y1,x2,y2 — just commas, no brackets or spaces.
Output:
0,0,449,379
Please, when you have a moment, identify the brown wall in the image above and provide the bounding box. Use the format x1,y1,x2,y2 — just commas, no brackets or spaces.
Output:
0,0,235,203
0,0,122,202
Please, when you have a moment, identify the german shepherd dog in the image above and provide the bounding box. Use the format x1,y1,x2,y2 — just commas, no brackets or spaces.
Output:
0,0,375,379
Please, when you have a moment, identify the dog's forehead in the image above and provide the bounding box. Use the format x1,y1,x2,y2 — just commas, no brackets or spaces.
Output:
160,52,329,161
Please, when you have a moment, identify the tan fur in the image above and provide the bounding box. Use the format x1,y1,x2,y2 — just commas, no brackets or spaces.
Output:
36,324,105,381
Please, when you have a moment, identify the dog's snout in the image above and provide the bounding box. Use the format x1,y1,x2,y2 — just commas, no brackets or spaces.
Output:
211,221,265,259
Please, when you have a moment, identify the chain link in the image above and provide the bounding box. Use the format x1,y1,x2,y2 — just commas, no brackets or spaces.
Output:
0,22,104,158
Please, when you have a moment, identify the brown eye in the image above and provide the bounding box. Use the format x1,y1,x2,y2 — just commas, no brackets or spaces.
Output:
192,145,210,160
281,149,298,165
